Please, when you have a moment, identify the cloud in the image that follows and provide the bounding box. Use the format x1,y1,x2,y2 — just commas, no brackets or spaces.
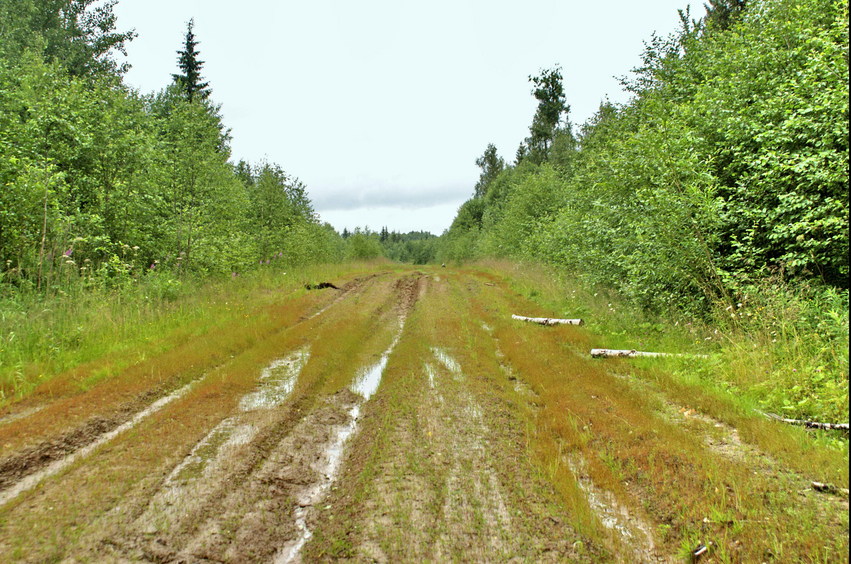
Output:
309,181,470,212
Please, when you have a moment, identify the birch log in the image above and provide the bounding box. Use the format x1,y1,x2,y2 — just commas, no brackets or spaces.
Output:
759,411,849,431
812,482,850,496
512,314,583,326
590,349,709,359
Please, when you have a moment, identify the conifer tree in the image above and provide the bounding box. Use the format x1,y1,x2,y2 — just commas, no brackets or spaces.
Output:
172,19,210,102
703,0,747,31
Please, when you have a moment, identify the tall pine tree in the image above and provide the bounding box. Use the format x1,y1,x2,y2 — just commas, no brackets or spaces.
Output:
172,19,210,102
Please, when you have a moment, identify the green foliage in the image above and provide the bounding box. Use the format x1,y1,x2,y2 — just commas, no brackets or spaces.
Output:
523,66,571,164
0,4,345,294
0,0,136,77
689,0,849,287
439,0,848,421
473,144,505,198
442,0,847,310
380,231,438,264
345,230,384,261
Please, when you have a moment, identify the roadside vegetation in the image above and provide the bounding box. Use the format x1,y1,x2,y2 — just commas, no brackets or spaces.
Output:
438,0,849,425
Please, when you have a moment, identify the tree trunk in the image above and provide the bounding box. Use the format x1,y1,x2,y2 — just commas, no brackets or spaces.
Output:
512,314,583,326
760,411,849,431
590,349,708,359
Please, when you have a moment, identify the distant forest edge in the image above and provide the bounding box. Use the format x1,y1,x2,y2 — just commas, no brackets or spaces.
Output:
440,0,848,315
0,0,848,315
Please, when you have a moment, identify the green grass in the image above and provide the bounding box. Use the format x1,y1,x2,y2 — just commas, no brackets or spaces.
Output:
0,261,382,404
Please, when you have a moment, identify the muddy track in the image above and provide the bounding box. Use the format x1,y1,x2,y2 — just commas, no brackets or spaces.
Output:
79,273,424,562
0,273,379,507
0,267,846,562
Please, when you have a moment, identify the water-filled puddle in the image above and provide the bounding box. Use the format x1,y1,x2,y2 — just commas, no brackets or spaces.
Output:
167,418,257,484
566,454,657,557
240,347,310,411
351,355,389,400
280,320,407,562
276,404,361,564
425,363,437,389
351,320,404,400
432,347,462,380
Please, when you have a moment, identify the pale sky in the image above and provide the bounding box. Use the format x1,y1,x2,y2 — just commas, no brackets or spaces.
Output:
112,0,694,235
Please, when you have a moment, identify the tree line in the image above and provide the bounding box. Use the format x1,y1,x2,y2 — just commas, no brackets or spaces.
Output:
439,0,848,315
0,0,344,295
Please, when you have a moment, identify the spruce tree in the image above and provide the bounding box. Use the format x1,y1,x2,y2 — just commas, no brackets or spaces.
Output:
172,19,210,102
703,0,747,31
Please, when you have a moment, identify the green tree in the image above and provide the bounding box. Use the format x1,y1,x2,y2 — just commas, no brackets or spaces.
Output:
172,19,210,103
474,144,505,198
0,0,135,76
524,66,569,164
243,162,316,258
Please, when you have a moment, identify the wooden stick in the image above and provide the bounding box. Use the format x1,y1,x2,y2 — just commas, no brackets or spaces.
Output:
512,314,583,326
759,411,849,432
590,349,708,359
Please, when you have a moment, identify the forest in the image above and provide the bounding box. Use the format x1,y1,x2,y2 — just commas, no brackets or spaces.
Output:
0,0,848,423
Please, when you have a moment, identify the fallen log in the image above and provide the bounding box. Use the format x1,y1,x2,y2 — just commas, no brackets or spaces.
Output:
590,349,709,359
759,411,849,432
512,314,583,326
693,543,709,560
812,481,850,497
305,282,339,290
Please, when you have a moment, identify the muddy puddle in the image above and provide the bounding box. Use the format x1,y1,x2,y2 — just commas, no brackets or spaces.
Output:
134,349,312,537
432,347,462,381
425,363,437,389
0,380,195,507
351,322,402,401
276,403,361,564
426,347,515,559
279,315,411,562
240,347,310,411
566,454,661,562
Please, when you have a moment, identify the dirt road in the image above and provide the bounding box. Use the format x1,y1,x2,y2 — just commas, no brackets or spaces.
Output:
0,266,847,562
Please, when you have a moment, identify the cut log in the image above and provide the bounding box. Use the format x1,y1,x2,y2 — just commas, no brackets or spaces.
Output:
512,314,583,326
759,411,849,432
590,349,709,359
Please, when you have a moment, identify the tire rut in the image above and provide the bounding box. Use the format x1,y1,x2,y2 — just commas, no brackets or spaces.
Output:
0,274,377,508
82,273,424,563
